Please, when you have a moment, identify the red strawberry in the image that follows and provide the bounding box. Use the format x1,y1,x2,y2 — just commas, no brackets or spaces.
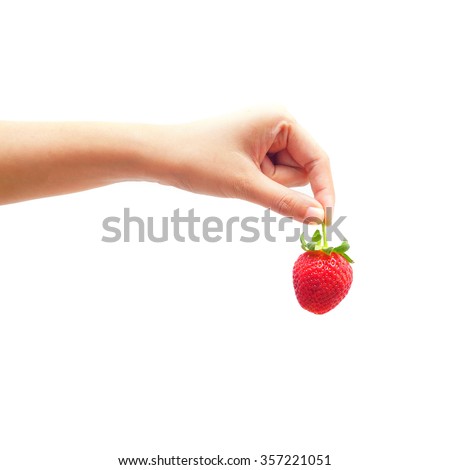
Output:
293,225,353,314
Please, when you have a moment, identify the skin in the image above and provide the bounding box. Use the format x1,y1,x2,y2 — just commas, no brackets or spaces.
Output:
0,107,334,223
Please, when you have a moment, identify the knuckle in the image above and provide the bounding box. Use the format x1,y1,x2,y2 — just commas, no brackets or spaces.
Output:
254,104,295,126
275,192,296,215
304,151,330,174
270,105,291,121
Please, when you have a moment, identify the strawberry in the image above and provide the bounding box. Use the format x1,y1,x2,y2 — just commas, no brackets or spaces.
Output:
293,224,353,314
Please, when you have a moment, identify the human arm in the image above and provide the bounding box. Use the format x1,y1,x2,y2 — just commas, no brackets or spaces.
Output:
0,107,334,222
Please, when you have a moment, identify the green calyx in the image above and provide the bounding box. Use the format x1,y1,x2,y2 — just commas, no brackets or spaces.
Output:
300,223,354,263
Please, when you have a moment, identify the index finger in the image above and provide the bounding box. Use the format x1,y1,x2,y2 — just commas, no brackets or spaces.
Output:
287,121,335,223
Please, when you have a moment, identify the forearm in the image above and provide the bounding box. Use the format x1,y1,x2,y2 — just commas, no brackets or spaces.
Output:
0,121,175,205
0,109,333,222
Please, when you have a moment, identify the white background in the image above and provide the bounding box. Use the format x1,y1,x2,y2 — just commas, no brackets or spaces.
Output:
1,1,449,469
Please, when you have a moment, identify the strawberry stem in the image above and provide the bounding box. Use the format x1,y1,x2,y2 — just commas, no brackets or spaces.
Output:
322,223,328,249
299,220,354,263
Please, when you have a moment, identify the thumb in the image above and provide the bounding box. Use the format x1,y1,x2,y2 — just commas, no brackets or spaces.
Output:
245,173,324,223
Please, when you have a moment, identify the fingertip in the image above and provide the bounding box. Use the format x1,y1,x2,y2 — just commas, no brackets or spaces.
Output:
304,206,325,225
315,195,334,225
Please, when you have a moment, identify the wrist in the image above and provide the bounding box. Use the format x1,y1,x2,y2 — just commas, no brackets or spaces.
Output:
130,123,184,186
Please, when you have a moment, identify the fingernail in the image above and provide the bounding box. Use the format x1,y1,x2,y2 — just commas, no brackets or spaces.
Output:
304,206,324,224
325,206,333,225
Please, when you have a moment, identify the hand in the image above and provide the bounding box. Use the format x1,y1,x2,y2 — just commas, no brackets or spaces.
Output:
0,107,334,219
160,107,334,223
